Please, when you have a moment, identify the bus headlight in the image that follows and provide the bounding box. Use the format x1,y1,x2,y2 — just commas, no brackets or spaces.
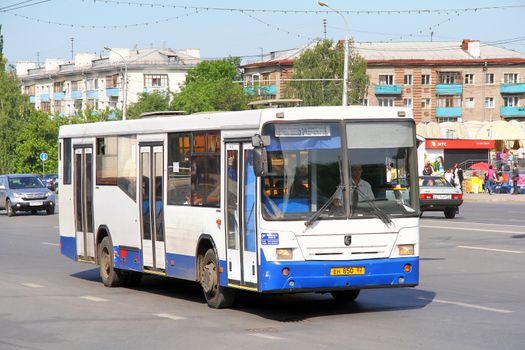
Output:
398,244,414,256
276,248,293,260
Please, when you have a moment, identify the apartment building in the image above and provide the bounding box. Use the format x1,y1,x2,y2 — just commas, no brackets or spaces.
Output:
17,47,201,116
242,40,525,123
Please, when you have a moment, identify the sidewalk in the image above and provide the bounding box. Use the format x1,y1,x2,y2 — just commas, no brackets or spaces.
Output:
463,192,525,203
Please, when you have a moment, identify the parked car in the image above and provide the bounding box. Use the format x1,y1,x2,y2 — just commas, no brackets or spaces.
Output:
419,176,463,219
41,173,58,191
0,174,56,216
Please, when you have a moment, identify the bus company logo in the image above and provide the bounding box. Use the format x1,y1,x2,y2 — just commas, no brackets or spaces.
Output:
344,235,352,246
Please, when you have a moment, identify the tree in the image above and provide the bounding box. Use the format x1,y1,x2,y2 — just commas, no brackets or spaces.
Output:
171,58,250,114
127,90,172,119
285,39,369,106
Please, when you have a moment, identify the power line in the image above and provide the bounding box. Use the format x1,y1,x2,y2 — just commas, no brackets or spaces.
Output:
86,0,525,15
241,11,316,41
0,0,51,12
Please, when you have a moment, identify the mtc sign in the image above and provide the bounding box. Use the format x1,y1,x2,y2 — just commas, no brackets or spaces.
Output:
425,139,495,149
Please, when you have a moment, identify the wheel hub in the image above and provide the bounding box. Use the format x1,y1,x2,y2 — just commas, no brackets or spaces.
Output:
201,262,217,294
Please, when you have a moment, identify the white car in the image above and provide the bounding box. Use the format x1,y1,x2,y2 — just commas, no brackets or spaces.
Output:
419,176,463,219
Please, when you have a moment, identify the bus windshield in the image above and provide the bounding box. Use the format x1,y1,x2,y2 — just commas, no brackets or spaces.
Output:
261,122,345,220
261,121,418,221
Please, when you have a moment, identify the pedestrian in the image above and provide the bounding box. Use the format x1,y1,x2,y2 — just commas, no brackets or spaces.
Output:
444,168,454,185
518,144,524,167
500,148,509,171
486,165,496,195
511,162,520,195
454,163,464,192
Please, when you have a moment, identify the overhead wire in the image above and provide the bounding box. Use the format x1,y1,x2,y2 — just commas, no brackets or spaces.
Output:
0,0,50,12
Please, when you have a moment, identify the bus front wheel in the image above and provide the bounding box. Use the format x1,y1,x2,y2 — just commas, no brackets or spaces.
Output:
200,248,235,309
99,236,123,287
331,289,360,302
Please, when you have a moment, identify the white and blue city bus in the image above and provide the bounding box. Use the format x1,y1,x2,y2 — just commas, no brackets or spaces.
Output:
58,106,419,308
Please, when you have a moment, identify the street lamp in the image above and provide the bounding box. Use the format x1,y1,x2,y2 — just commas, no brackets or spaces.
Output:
104,47,128,120
318,1,349,106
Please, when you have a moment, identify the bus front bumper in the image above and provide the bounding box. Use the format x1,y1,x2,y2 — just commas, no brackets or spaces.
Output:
259,254,419,293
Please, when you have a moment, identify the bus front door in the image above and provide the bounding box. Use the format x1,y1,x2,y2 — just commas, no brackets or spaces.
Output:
140,144,166,271
74,146,95,262
225,142,258,290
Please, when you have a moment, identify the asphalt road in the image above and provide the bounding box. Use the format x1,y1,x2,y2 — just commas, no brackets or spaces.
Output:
1,202,524,350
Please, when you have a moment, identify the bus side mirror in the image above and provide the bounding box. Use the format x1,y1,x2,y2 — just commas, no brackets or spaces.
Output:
252,134,271,147
253,148,268,177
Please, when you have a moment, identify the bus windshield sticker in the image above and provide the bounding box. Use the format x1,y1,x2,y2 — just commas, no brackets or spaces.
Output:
275,124,331,137
261,232,279,245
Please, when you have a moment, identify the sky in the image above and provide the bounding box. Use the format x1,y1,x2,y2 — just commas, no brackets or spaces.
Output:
1,0,524,64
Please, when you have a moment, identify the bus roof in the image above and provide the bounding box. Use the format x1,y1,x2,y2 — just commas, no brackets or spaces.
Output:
58,106,413,138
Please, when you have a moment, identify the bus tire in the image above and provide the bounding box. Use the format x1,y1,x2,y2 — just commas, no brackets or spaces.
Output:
6,200,15,217
331,289,360,302
99,236,123,287
200,248,235,309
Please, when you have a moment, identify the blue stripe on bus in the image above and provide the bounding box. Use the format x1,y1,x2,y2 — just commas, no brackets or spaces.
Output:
164,253,228,285
114,246,143,272
60,235,76,261
258,250,419,292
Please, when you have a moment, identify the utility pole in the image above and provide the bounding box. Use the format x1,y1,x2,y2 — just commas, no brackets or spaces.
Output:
430,31,434,42
70,37,74,60
323,18,327,39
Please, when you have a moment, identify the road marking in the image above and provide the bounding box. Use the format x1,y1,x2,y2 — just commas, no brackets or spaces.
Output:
22,283,44,288
422,220,523,229
154,313,186,321
457,245,523,254
248,333,283,340
421,225,522,235
80,296,108,302
419,297,512,314
42,242,59,246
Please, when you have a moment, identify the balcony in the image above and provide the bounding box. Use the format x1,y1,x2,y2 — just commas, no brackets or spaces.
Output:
435,84,463,95
500,83,525,94
40,93,50,102
87,90,99,99
374,84,402,95
243,84,277,96
53,92,65,100
500,106,525,117
144,86,168,93
71,90,83,99
29,96,36,103
436,107,462,117
105,88,120,97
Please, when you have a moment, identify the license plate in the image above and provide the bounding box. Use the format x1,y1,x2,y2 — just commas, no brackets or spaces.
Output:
330,266,365,276
433,194,451,199
29,201,43,206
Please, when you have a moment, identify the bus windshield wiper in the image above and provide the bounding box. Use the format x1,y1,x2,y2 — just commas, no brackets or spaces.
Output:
351,186,396,231
304,185,345,228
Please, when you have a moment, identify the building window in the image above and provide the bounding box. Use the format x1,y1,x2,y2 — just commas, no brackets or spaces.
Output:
464,74,475,85
438,96,461,108
378,74,394,85
96,137,118,185
421,75,431,85
503,96,519,107
87,78,99,90
144,74,169,87
438,72,461,84
503,73,519,84
404,74,412,86
71,80,84,91
485,97,495,108
378,97,394,107
106,74,119,88
485,73,495,84
465,97,475,108
403,98,412,108
421,98,431,109
41,101,51,112
360,99,368,106
53,81,64,93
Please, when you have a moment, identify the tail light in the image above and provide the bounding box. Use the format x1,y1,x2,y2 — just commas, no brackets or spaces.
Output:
452,194,463,199
419,193,433,199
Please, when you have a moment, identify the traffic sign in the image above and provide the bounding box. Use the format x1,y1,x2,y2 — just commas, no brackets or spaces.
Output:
40,152,48,161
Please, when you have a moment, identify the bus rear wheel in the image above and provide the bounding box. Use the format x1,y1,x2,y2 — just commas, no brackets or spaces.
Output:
200,248,235,309
99,236,123,287
331,289,361,303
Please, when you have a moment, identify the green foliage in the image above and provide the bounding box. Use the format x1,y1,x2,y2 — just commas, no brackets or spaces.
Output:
171,58,249,114
127,90,173,119
285,39,369,106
